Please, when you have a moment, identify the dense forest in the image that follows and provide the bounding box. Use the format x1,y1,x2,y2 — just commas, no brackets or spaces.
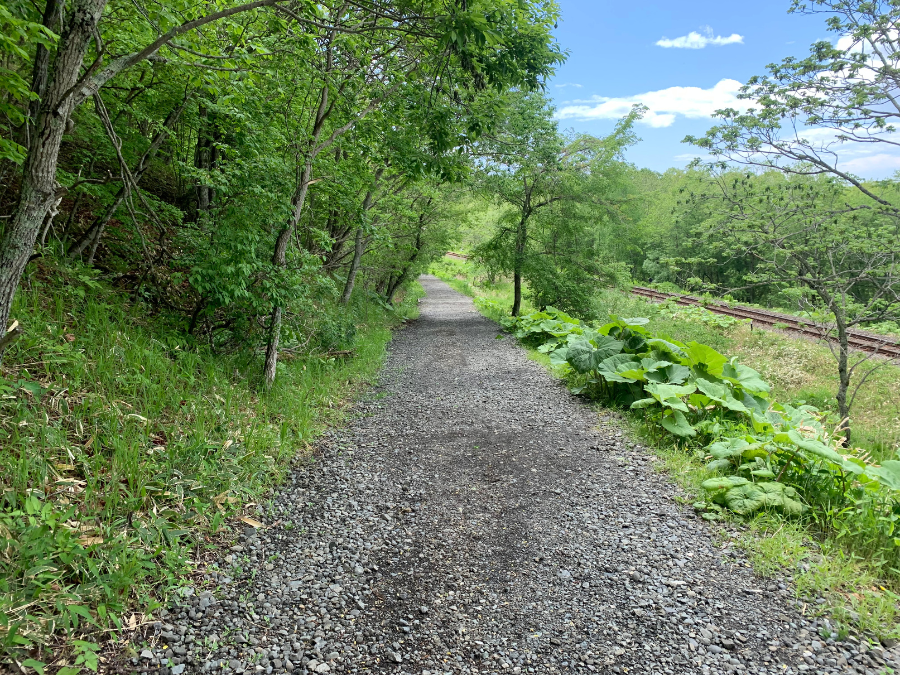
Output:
2,0,900,669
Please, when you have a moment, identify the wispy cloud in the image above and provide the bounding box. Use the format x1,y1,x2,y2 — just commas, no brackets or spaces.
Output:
673,152,708,162
554,82,583,89
556,79,749,128
842,153,900,174
656,27,744,49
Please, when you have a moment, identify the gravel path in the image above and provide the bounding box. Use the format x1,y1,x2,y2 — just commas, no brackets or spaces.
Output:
133,276,898,675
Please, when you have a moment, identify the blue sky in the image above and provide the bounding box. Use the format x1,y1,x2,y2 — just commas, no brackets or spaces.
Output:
546,0,899,178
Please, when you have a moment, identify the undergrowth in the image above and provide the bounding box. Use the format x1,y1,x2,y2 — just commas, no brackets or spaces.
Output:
0,263,422,671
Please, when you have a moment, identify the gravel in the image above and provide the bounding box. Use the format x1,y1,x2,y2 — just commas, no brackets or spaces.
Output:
128,276,899,675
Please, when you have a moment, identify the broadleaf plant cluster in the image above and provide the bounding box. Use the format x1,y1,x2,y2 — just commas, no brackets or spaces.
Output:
503,308,900,541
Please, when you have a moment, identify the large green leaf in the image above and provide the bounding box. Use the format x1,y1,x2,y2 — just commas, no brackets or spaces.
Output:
706,458,732,472
621,332,648,353
722,361,771,396
549,348,569,366
781,496,806,515
684,342,728,376
695,376,728,400
694,377,750,413
645,382,697,412
866,460,900,491
618,364,652,381
756,480,784,503
566,335,623,373
664,363,691,384
536,339,559,353
660,410,696,437
602,315,651,333
740,391,770,415
724,483,766,514
750,410,775,434
707,437,751,459
645,363,690,384
702,475,749,492
786,429,844,464
646,337,687,359
595,353,642,382
630,397,657,409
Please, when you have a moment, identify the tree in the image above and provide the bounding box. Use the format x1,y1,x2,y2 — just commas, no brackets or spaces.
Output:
0,0,565,369
474,94,641,316
688,169,900,444
687,0,900,207
681,0,900,444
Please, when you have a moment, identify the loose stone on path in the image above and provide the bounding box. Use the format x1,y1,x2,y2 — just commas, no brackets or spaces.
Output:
129,276,898,675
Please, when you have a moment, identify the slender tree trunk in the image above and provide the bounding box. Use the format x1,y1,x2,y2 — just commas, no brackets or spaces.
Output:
195,104,218,213
58,188,85,244
339,170,383,305
264,160,315,387
85,221,104,265
262,305,283,385
23,0,63,143
340,226,366,305
834,317,852,446
386,215,427,303
188,296,207,335
512,213,528,317
0,0,107,362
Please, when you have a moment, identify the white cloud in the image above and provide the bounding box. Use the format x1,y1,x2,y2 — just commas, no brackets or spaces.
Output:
656,27,744,49
841,153,900,174
555,79,749,128
554,83,583,89
674,152,708,162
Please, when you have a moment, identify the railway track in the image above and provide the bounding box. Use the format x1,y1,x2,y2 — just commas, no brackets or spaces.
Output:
445,252,469,261
440,253,900,359
632,286,900,359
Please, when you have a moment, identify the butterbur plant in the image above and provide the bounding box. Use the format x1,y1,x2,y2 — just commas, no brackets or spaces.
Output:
504,308,900,570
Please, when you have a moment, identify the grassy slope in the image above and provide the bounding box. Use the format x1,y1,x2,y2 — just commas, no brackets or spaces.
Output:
0,264,422,669
432,257,900,642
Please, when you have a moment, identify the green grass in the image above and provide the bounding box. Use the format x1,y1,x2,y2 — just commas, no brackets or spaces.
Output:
0,265,421,669
443,257,900,641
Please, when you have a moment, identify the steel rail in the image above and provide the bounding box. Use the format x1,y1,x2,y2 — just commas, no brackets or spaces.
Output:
631,286,900,359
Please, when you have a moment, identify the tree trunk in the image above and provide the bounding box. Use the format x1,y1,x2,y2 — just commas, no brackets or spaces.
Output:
340,226,366,305
264,160,314,388
386,215,427,303
195,104,218,214
0,0,107,362
23,0,63,143
263,305,282,386
834,317,852,446
512,213,528,316
340,172,382,305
